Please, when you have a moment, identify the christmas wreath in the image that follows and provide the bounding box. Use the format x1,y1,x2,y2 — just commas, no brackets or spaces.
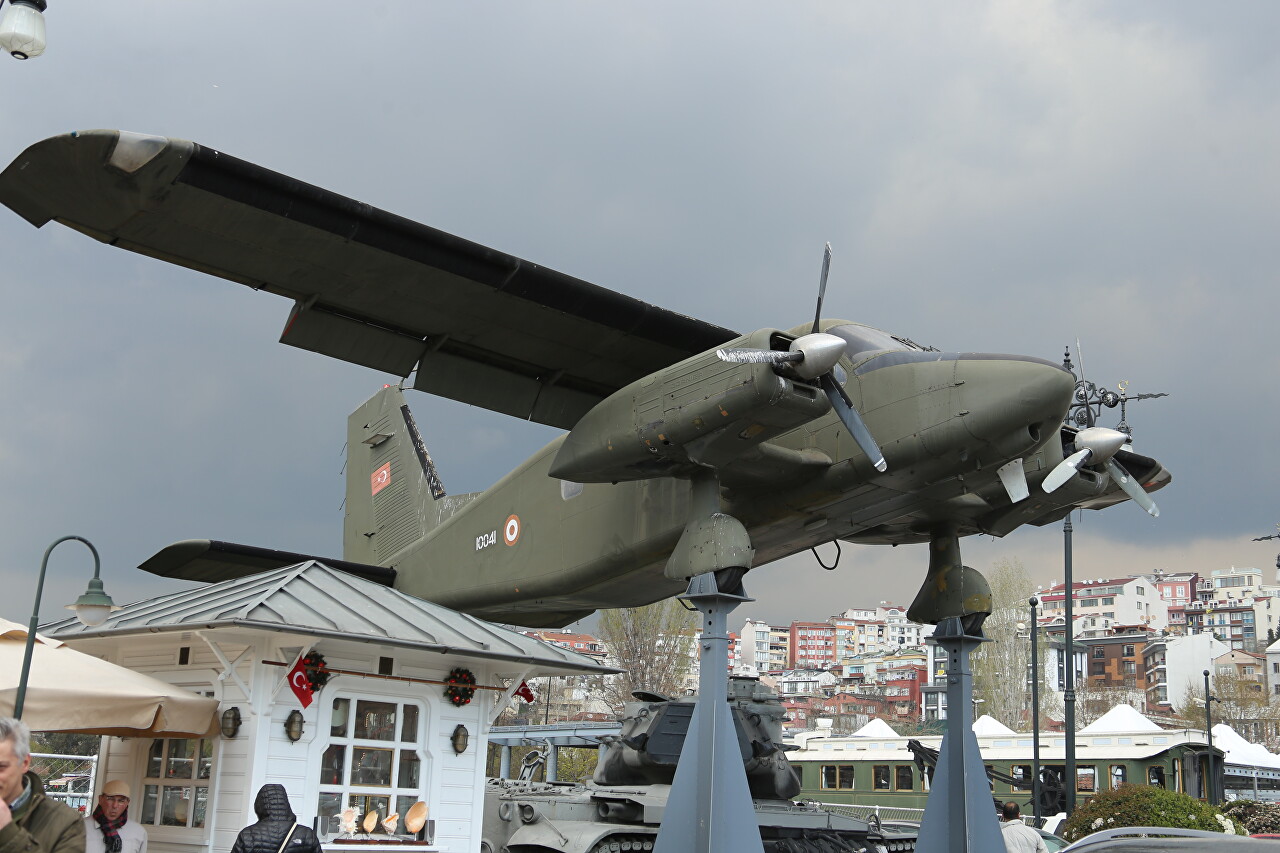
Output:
444,667,477,706
301,651,330,692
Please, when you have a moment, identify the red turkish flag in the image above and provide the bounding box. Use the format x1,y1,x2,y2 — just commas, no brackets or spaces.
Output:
513,680,536,703
287,654,314,708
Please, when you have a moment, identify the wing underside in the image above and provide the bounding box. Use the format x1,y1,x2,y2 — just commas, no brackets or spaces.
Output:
0,130,739,429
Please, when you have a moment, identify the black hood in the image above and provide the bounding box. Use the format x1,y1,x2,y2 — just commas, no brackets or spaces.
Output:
253,784,296,823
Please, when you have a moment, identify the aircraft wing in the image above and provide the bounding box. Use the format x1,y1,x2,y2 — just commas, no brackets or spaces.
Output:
0,130,739,430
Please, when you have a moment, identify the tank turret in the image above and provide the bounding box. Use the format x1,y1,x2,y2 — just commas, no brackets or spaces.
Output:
594,676,800,799
482,677,918,853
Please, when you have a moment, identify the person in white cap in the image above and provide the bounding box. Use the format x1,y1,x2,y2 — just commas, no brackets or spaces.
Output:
82,782,145,853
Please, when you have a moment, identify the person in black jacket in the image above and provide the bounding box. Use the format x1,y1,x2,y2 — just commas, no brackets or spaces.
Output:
230,785,320,853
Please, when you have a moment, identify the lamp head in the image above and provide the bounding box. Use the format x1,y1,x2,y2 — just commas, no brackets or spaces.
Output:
0,0,47,60
67,576,119,627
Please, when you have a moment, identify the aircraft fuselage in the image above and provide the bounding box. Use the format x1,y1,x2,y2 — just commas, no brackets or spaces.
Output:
376,322,1087,625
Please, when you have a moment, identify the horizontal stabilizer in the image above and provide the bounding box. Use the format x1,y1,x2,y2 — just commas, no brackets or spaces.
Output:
139,539,397,586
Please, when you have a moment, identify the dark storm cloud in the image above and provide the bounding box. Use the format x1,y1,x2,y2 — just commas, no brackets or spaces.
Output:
1,2,1276,627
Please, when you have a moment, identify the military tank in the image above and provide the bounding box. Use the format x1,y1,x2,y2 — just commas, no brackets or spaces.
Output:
482,677,918,853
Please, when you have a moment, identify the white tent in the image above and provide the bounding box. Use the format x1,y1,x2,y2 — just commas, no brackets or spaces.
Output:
852,718,900,737
0,617,217,736
1077,704,1163,735
1212,723,1280,770
972,714,1017,736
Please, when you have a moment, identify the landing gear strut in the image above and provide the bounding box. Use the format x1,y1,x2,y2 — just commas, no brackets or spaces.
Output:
908,526,1002,853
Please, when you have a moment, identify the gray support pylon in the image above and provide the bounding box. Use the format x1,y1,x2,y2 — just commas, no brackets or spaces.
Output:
499,744,511,779
654,573,765,853
914,616,1004,853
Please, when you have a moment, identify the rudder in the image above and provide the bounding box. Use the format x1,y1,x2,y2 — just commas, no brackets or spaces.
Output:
344,384,448,566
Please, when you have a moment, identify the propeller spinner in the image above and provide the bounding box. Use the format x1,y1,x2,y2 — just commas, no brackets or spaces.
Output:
1041,426,1159,517
716,244,888,473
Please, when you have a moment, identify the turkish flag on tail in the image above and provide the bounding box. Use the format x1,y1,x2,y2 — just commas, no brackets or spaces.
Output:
287,654,314,708
514,680,536,703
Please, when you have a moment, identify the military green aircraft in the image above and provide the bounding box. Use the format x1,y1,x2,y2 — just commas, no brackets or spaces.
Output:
0,130,1171,628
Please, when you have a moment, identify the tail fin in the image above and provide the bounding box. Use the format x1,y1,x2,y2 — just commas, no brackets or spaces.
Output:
344,384,448,566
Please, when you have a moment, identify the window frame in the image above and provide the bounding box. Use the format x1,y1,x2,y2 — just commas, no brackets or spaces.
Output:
315,693,430,840
138,736,215,831
819,764,854,790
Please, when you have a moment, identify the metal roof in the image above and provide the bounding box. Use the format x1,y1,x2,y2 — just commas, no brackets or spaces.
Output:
42,561,619,675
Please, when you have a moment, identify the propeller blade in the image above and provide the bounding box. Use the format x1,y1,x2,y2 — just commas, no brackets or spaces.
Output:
1104,458,1160,518
996,458,1030,503
820,373,887,472
1042,448,1092,494
810,242,833,335
716,348,803,365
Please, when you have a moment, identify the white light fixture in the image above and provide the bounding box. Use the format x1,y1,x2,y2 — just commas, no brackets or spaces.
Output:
0,0,47,60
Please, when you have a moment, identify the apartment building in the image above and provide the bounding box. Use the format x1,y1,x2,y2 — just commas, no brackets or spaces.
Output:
1142,631,1229,712
1039,576,1169,630
737,618,791,675
790,621,837,669
1185,597,1272,652
522,630,608,660
1214,648,1266,685
1081,630,1153,690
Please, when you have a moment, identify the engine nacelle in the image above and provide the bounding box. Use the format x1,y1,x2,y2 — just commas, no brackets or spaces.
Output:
549,329,831,483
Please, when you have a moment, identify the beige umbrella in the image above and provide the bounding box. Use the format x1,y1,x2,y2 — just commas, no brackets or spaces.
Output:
0,618,218,737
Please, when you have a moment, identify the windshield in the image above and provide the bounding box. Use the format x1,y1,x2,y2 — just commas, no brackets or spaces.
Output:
828,324,932,361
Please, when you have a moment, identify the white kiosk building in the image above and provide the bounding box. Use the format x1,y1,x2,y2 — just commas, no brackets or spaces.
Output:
44,561,614,853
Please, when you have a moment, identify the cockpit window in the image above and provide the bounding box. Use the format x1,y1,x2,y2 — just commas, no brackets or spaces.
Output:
828,324,936,361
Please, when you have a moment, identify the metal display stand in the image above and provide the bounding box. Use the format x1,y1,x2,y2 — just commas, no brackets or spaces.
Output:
654,572,765,853
913,616,1004,853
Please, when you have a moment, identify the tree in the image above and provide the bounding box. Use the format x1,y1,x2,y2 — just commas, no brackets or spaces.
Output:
970,558,1036,728
1176,672,1280,748
30,732,100,757
594,598,697,711
1073,681,1145,728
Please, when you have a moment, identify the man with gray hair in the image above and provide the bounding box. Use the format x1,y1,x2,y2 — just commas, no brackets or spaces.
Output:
0,718,85,853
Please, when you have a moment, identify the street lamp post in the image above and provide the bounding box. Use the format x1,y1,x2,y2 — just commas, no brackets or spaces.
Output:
1203,669,1219,805
1030,596,1041,821
1063,517,1077,815
13,535,119,719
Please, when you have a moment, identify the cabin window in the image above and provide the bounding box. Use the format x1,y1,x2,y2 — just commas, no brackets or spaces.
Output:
317,695,428,838
819,764,854,790
139,737,214,829
1011,765,1032,790
1147,764,1165,789
895,765,913,791
560,480,583,500
1111,765,1126,788
1076,766,1096,793
873,765,890,790
984,765,995,792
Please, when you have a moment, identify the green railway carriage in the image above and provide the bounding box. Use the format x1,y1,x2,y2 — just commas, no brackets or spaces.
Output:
790,728,1220,813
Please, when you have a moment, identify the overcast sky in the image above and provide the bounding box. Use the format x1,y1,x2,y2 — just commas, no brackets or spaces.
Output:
1,2,1277,634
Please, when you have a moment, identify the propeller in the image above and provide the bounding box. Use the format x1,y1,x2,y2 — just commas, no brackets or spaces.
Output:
1041,426,1159,517
715,244,887,472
